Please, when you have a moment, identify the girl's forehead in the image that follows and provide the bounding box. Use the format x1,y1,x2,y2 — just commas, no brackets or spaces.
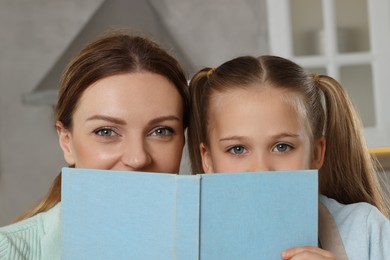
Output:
210,84,295,102
210,86,296,110
207,85,311,134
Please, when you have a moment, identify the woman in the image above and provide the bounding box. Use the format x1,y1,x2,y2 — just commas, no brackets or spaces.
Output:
0,31,190,259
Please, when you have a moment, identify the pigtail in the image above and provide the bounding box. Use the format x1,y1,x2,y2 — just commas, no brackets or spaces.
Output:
317,75,389,217
188,68,213,174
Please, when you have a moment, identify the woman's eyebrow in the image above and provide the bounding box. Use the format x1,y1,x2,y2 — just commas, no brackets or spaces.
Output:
148,115,181,125
86,115,181,126
86,115,126,125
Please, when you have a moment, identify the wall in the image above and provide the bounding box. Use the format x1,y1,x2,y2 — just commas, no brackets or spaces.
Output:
1,0,388,228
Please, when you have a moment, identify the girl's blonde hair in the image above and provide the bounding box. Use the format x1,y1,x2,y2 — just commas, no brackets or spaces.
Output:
188,55,389,218
15,31,190,222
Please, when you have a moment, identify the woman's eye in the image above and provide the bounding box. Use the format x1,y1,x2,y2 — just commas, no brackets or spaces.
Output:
273,143,292,153
228,146,247,155
95,128,117,137
150,127,174,137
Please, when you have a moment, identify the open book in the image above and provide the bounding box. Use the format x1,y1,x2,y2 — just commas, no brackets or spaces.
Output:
61,168,318,260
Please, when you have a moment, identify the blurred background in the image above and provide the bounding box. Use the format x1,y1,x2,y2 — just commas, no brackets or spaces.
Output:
1,0,390,225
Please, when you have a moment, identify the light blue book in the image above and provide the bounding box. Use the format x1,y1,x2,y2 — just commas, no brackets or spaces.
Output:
61,168,318,260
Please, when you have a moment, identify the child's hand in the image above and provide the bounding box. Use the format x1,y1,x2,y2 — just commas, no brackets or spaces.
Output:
281,246,335,259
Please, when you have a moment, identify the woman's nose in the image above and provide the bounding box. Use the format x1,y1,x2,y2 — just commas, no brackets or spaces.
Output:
121,139,152,171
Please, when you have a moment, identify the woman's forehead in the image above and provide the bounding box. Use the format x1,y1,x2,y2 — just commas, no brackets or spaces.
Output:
73,73,184,121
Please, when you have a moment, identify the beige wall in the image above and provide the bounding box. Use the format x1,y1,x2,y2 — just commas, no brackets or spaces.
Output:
2,0,389,228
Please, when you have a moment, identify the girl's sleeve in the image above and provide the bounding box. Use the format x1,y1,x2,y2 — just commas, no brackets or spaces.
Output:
367,207,390,259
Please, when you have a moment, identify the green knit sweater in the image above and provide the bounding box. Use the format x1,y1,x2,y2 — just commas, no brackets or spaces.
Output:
0,203,61,260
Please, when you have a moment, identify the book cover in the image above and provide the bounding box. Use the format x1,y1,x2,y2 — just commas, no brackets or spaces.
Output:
61,168,318,260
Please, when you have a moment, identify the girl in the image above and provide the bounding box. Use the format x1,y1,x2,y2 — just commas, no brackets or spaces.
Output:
0,31,190,259
188,55,390,259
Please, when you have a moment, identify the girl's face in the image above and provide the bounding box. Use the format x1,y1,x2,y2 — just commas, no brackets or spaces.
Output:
57,72,185,173
201,85,325,173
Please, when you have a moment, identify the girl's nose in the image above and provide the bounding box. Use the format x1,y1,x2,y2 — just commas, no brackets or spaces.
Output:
249,154,272,172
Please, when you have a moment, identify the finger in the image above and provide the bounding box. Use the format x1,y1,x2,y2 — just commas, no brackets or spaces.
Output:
283,251,334,260
281,246,335,259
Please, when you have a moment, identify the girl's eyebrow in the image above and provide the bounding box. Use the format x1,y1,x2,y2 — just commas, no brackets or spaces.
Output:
219,135,249,142
270,133,300,139
219,133,300,142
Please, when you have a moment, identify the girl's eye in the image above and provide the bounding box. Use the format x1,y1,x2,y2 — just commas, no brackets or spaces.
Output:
95,128,118,137
228,146,247,155
272,143,292,153
150,127,174,137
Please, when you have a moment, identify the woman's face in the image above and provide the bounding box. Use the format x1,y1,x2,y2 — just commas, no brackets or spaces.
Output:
57,72,185,173
201,85,325,173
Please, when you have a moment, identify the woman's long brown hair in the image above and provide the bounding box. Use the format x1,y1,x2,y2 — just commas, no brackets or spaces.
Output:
14,30,190,222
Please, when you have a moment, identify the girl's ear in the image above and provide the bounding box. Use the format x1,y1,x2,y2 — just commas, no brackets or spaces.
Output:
311,136,326,169
200,143,214,173
56,121,75,165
